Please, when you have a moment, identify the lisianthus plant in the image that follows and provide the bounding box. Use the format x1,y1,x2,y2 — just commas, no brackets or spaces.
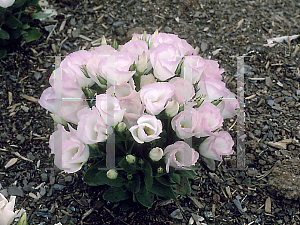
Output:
39,30,238,209
0,0,49,59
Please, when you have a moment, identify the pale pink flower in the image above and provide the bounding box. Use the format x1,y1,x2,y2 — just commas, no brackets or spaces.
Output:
169,77,195,105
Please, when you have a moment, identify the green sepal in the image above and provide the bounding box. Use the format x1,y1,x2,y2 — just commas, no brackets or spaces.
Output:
103,186,131,203
17,212,27,225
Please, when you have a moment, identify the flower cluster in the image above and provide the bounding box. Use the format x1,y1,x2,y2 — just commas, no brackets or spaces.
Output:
39,31,237,207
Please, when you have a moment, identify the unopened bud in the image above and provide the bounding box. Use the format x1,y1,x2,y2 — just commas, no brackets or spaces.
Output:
193,46,200,55
50,113,68,126
132,33,138,41
136,51,147,75
126,155,136,164
142,31,147,42
157,167,163,173
149,147,163,161
140,73,156,88
107,169,118,179
101,35,107,45
165,100,179,117
116,122,126,132
127,174,133,180
149,29,159,48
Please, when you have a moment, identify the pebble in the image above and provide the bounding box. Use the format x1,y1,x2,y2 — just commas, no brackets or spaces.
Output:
254,129,261,137
112,21,125,27
34,72,42,81
106,16,114,24
267,99,274,106
272,113,280,118
258,159,266,165
8,186,24,197
115,27,125,36
170,209,183,219
53,184,66,191
65,176,73,182
0,189,8,197
23,184,34,192
201,42,208,52
233,198,244,214
262,125,269,132
40,187,46,196
41,173,48,182
204,211,214,220
164,26,172,33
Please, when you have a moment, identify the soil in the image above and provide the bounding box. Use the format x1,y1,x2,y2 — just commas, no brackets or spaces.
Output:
1,0,300,224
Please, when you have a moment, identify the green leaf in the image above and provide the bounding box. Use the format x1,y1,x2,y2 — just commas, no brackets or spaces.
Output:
176,169,197,179
0,48,7,59
89,146,106,159
4,15,22,29
147,178,177,200
10,29,21,39
135,185,155,208
156,175,177,186
21,23,30,30
103,186,131,202
126,174,140,193
0,29,10,40
12,0,27,8
170,173,181,184
118,158,138,174
22,28,41,42
31,12,51,20
83,161,107,186
143,160,153,189
173,176,191,195
17,212,27,225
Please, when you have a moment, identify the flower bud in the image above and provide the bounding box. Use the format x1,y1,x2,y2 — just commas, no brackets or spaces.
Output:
150,29,159,48
50,113,68,126
136,51,147,75
149,147,163,161
140,73,156,88
127,174,133,180
101,35,107,45
132,33,138,41
107,169,118,179
165,100,179,117
193,46,200,55
116,122,126,133
126,155,136,164
157,166,164,174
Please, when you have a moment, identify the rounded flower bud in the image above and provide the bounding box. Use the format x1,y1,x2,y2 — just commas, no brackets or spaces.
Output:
126,155,136,164
165,100,179,117
157,166,164,174
107,169,118,179
116,122,126,133
149,147,163,161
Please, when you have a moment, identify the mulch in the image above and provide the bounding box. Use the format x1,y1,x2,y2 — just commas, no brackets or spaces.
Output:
0,0,300,224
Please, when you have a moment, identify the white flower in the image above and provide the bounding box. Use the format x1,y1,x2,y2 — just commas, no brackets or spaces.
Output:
140,82,175,115
96,94,125,126
126,155,136,164
129,115,162,144
0,0,15,8
0,193,17,225
149,147,163,161
107,169,118,179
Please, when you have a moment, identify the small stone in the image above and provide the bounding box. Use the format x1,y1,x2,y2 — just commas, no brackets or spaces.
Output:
0,189,8,197
112,21,125,27
170,209,183,219
70,18,76,26
233,198,244,214
201,42,208,52
41,173,48,182
40,187,46,196
115,27,125,36
34,72,42,81
23,184,34,192
267,99,274,106
265,77,273,87
204,211,214,220
258,159,266,165
8,186,24,197
164,26,172,33
254,129,261,137
213,194,220,203
247,168,258,177
53,184,66,191
65,176,73,182
262,125,269,132
235,172,245,184
106,16,114,24
61,215,68,224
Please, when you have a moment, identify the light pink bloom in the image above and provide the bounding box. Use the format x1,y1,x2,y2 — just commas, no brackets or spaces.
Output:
169,77,195,105
151,33,194,56
96,94,125,126
86,45,117,87
149,43,182,81
98,51,136,86
196,102,223,137
49,124,89,173
196,77,226,102
0,193,17,225
49,67,83,98
181,55,206,84
171,105,202,139
77,106,113,144
216,88,238,119
199,131,234,161
140,82,175,115
163,141,199,173
201,59,224,80
60,50,96,88
129,115,162,144
120,38,149,61
38,87,89,124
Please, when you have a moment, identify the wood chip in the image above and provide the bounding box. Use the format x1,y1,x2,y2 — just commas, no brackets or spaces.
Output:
188,196,205,209
79,35,92,42
5,158,18,169
236,19,244,29
59,20,66,32
20,94,39,103
293,45,299,55
225,186,232,199
265,197,271,213
28,192,39,200
8,91,12,105
93,5,103,11
267,142,287,149
14,152,33,163
82,208,93,220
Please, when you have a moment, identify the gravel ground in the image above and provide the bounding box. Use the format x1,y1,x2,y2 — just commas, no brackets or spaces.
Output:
1,0,300,224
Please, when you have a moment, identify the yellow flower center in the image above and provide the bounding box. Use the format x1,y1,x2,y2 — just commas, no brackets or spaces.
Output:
143,126,152,135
